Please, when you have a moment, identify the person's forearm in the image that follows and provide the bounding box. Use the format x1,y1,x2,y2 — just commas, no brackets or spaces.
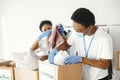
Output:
57,37,70,51
57,42,70,51
82,57,110,69
31,40,39,51
39,55,48,61
57,36,70,51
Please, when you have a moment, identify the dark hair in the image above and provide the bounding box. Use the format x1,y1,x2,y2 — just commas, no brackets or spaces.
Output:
39,20,52,31
64,31,67,36
71,8,95,28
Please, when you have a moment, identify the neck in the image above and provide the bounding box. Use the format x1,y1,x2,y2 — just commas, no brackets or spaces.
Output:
84,25,98,36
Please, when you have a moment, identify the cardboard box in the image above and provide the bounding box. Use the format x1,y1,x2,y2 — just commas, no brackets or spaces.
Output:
0,59,15,80
38,60,82,80
14,68,39,80
116,51,120,70
0,59,11,66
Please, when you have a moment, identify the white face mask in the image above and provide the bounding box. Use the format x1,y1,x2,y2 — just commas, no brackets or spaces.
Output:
74,31,84,38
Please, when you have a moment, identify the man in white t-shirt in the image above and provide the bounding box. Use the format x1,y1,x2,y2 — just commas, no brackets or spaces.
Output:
48,8,113,80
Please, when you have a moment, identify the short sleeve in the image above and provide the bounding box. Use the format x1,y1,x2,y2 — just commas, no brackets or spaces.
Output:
67,32,78,55
99,35,113,59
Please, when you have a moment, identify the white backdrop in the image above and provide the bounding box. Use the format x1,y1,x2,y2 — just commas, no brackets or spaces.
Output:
0,0,120,79
109,26,120,80
0,0,120,57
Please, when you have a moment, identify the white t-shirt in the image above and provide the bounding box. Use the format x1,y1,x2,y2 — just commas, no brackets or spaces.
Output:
67,28,113,80
38,37,49,56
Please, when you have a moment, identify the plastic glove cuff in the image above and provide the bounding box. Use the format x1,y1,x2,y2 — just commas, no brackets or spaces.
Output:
78,56,82,62
53,49,58,55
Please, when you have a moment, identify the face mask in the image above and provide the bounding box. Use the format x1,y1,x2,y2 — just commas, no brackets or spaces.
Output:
75,31,84,38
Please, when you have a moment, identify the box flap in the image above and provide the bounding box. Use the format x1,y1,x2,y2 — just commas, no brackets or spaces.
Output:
0,59,11,66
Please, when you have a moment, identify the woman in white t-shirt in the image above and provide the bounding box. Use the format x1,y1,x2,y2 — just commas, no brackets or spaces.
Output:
31,20,52,53
49,8,113,80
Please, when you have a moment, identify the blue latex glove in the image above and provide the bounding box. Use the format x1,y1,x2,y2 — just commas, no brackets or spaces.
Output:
57,24,64,35
38,30,52,40
64,55,82,64
48,49,58,64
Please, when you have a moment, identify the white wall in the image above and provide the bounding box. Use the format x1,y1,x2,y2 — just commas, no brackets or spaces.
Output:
109,26,120,80
0,0,120,79
1,0,120,55
0,14,3,58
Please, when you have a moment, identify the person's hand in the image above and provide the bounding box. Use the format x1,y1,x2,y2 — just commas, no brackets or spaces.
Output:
39,55,48,61
48,48,58,64
64,55,82,64
57,24,64,35
38,30,52,40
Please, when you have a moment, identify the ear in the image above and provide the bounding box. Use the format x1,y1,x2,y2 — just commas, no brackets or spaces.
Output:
83,26,90,35
85,25,97,36
88,25,93,32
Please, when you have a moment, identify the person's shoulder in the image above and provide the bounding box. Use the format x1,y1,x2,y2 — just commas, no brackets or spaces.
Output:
95,28,112,40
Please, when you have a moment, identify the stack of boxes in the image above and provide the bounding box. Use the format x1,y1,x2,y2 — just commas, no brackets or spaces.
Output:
0,59,82,80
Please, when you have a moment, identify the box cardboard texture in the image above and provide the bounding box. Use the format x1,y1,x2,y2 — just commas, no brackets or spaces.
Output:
116,51,120,70
14,68,39,80
38,60,82,80
0,59,11,66
0,59,15,80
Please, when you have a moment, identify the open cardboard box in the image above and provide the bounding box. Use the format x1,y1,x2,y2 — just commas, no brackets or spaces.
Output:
14,54,49,80
0,59,15,80
38,60,82,80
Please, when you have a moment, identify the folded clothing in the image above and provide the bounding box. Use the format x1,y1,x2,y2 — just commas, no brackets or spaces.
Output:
18,48,39,70
11,52,27,68
54,50,69,65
